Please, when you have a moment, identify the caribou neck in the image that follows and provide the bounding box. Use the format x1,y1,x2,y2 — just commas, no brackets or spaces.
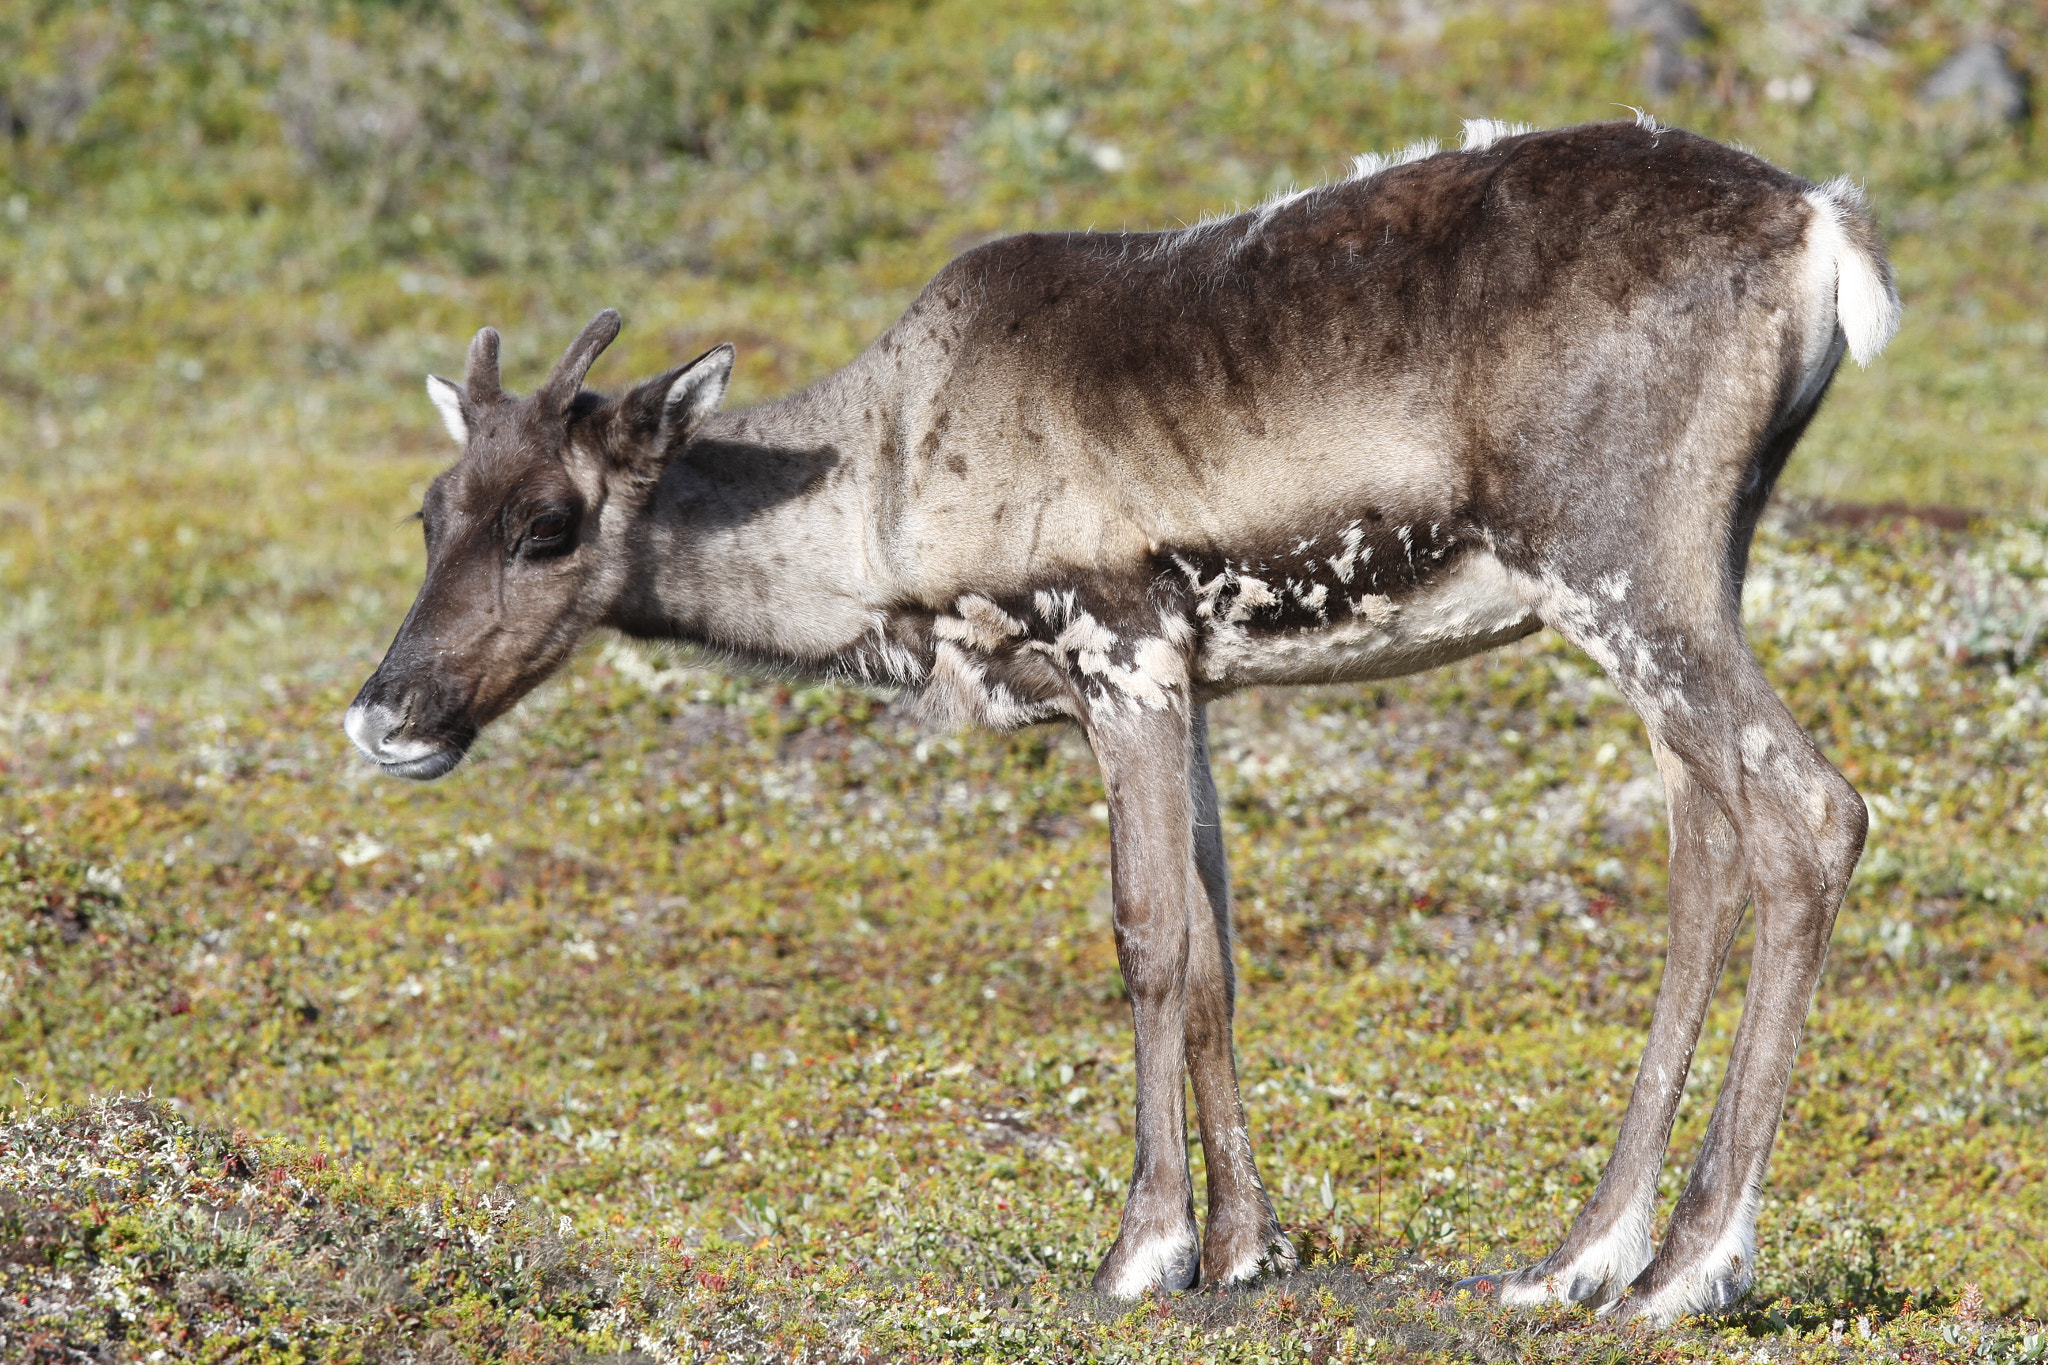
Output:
604,353,915,676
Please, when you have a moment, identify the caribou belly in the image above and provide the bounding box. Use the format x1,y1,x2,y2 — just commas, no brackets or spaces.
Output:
1192,549,1542,691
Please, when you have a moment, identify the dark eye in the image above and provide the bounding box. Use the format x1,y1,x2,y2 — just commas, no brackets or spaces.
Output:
525,512,571,548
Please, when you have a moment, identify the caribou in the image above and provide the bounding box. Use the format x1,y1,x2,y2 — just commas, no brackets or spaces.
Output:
345,118,1897,1322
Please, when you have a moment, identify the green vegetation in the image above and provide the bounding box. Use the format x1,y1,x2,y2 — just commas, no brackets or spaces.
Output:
3,0,2045,1358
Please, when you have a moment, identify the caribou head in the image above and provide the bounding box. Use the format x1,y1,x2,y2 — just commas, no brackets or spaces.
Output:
343,310,733,779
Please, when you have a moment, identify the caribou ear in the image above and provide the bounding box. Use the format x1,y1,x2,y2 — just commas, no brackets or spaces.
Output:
425,375,469,446
662,344,734,439
610,344,735,476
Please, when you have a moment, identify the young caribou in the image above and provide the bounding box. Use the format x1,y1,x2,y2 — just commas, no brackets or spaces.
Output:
344,119,1897,1321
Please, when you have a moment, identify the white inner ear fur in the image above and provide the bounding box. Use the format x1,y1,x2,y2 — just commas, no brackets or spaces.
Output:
663,347,734,436
425,375,468,445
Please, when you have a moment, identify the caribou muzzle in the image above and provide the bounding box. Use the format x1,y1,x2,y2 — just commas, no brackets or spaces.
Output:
343,673,479,781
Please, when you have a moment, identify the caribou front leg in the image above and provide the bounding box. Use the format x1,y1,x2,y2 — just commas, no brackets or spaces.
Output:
1087,699,1202,1298
1186,705,1294,1287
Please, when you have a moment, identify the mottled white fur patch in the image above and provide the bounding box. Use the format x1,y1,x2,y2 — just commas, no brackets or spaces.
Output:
932,594,1028,652
1517,570,1691,732
1055,609,1120,675
1350,593,1397,623
849,615,928,688
1328,523,1368,583
925,592,1188,717
1195,550,1537,690
1120,637,1186,708
1228,575,1278,623
923,640,1059,731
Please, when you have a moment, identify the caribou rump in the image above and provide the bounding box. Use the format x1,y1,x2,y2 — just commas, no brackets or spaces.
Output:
344,119,1898,1321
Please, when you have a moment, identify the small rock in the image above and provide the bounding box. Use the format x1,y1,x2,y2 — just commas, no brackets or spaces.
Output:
1609,0,1705,47
1917,41,2030,125
1608,0,1709,95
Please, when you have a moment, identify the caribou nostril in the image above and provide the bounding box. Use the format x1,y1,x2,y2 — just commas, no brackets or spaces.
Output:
342,702,383,758
344,700,411,761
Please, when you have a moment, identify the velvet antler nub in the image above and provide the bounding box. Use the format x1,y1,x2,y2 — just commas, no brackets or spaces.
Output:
539,309,622,413
464,327,504,404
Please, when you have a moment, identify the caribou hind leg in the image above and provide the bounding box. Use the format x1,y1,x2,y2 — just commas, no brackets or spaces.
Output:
1610,675,1864,1321
1473,547,1863,1322
1464,325,1863,1321
1185,706,1294,1286
1464,739,1751,1308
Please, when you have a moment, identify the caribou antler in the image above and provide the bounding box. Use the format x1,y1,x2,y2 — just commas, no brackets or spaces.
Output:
463,327,504,405
539,309,622,413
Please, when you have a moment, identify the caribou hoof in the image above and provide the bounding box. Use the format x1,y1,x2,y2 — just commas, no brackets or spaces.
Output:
1199,1217,1297,1289
1092,1228,1200,1299
1597,1251,1755,1326
1455,1230,1653,1311
1455,1247,1751,1327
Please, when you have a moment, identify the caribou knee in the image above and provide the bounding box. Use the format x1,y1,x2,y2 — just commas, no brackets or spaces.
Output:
1809,765,1868,892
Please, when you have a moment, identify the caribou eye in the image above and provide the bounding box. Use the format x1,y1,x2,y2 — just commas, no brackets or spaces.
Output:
525,512,571,548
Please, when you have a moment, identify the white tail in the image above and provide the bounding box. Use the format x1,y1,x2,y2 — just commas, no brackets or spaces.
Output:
1807,177,1902,366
